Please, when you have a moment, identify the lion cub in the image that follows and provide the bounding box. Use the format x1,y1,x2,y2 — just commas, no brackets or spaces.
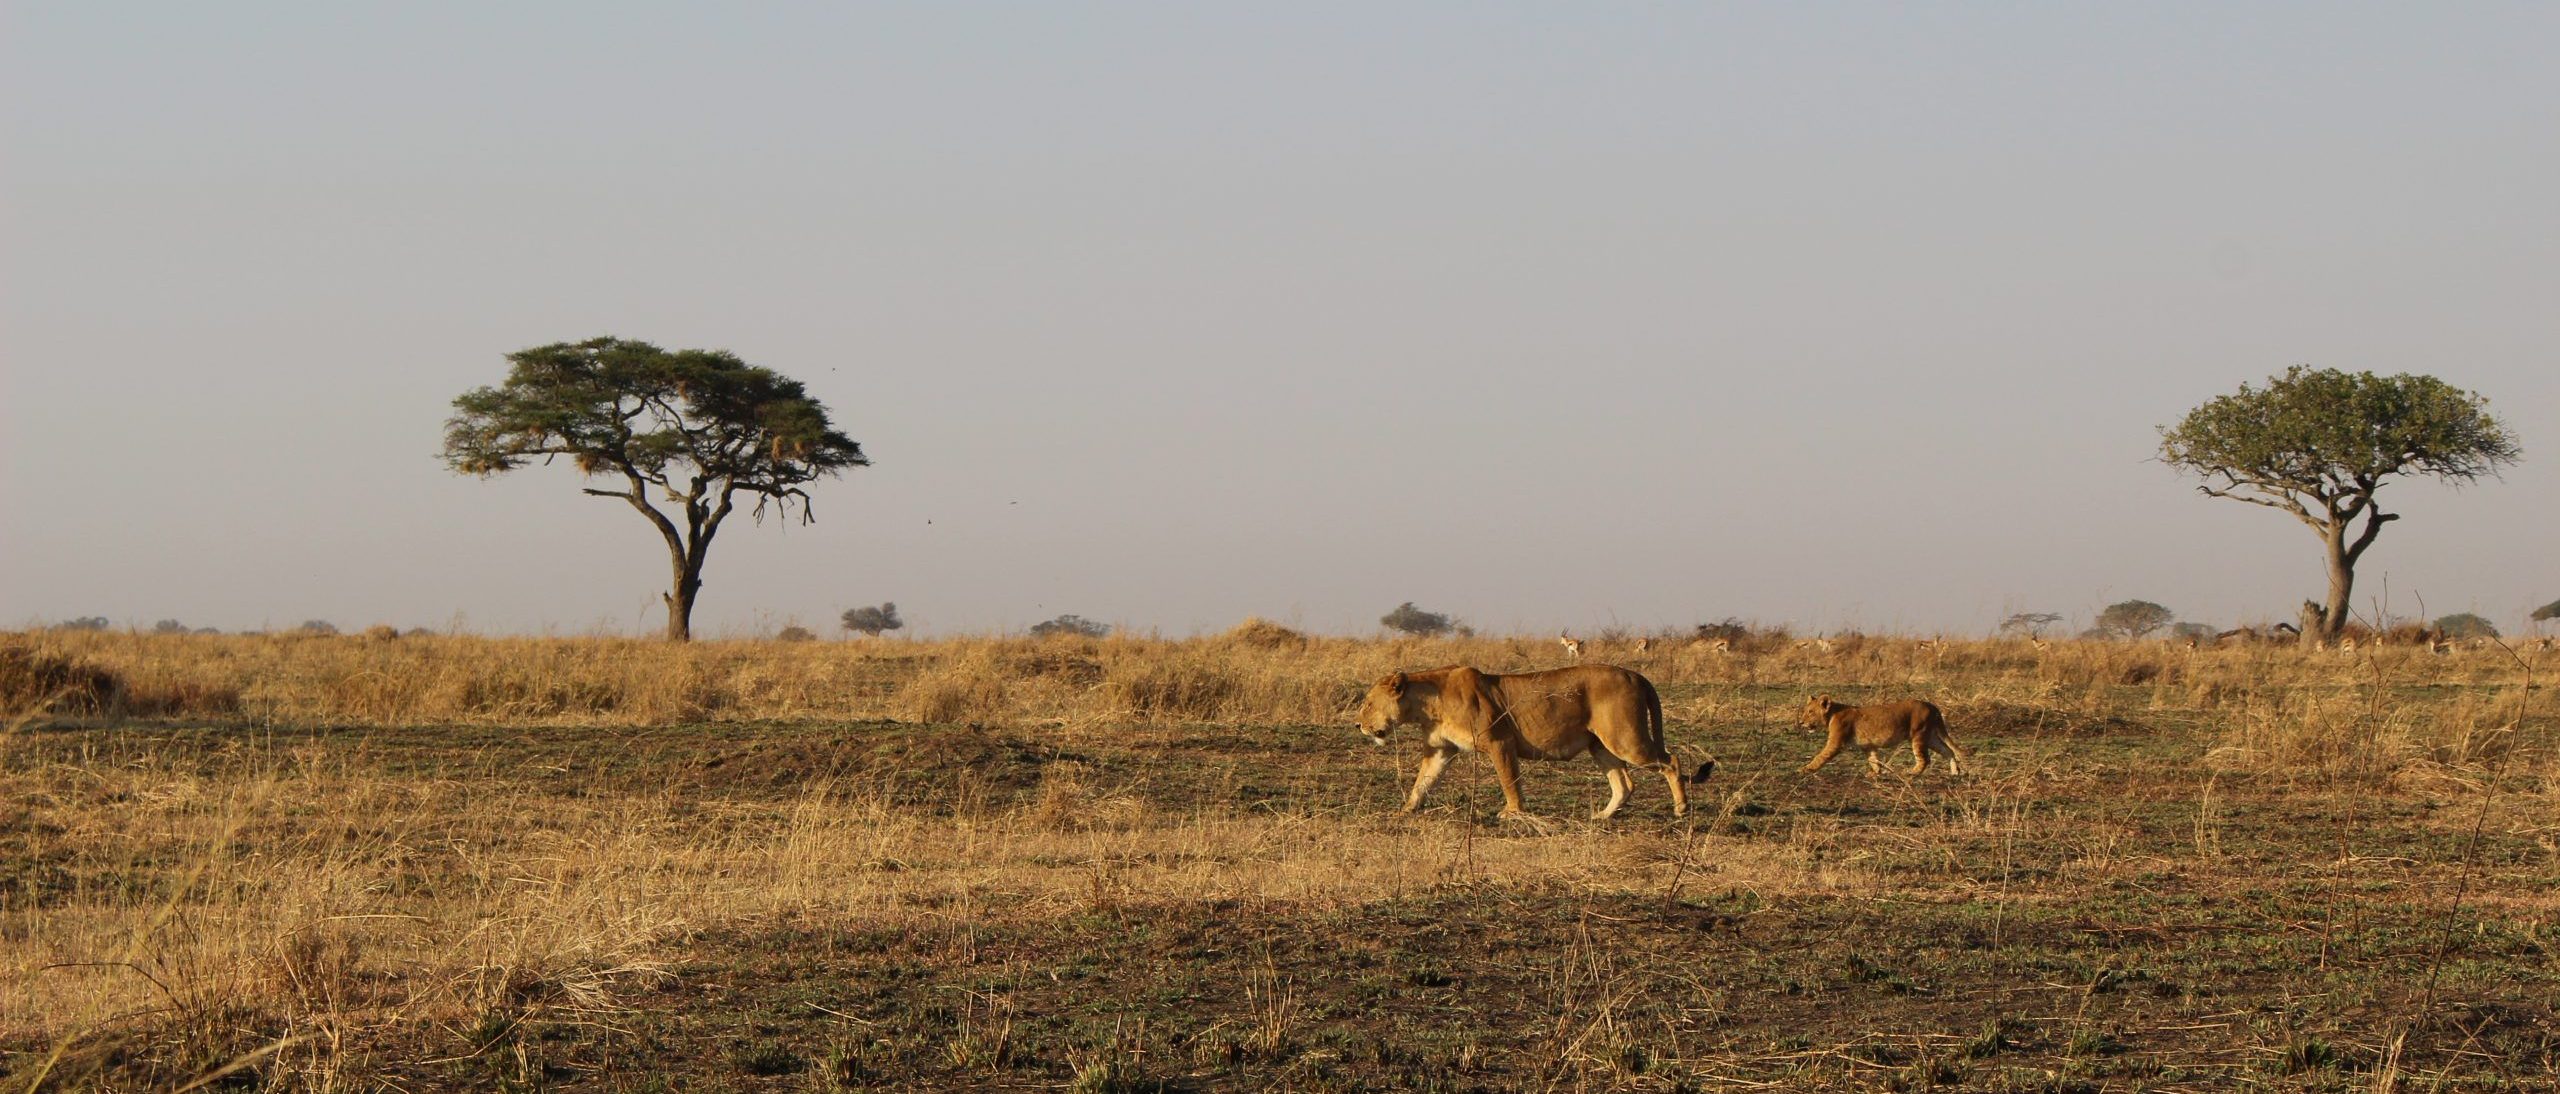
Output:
1796,695,1964,776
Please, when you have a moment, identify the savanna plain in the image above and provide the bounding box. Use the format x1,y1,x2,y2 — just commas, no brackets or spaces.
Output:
4,625,2556,1092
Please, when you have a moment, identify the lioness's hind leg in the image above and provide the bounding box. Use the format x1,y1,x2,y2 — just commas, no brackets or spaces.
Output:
1910,730,1931,774
1487,744,1530,818
1589,754,1631,820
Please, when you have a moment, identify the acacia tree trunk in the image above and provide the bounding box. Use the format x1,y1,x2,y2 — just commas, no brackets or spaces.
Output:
663,558,703,642
2316,529,2355,645
2302,499,2390,647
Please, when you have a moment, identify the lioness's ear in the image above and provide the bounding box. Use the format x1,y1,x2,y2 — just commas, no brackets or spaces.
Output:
1387,672,1407,694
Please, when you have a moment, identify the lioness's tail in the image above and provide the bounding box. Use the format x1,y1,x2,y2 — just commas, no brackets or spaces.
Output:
1637,672,1666,753
1641,674,1718,784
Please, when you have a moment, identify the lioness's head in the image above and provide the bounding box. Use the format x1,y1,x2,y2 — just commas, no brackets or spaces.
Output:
1356,672,1420,745
1798,694,1843,730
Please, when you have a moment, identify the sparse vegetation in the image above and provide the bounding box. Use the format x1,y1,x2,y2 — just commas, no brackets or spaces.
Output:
48,616,110,633
3,626,2551,1090
774,624,818,642
1380,602,1455,637
841,601,905,636
2534,598,2560,623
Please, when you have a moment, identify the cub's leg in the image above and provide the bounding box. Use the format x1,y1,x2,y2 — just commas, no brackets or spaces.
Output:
1930,730,1965,776
1865,748,1884,777
1404,746,1458,813
1800,722,1848,773
1488,744,1531,819
1588,751,1631,820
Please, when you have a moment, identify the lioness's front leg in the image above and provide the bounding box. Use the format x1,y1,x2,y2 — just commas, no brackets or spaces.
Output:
1404,746,1457,813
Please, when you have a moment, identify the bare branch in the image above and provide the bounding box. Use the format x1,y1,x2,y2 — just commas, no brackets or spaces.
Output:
2195,483,2326,532
2343,506,2398,566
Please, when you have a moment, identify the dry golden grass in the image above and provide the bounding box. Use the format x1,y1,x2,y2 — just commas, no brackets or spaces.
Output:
10,627,2548,736
4,627,2553,1088
1,715,1848,1087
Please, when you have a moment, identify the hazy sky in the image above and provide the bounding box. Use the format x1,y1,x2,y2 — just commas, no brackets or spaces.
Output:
5,4,2554,637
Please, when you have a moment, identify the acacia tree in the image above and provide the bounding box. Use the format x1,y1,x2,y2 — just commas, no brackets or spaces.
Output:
1380,602,1455,637
2161,367,2518,645
2093,600,2174,640
841,602,904,636
444,338,868,641
2434,613,2498,640
1998,611,2062,638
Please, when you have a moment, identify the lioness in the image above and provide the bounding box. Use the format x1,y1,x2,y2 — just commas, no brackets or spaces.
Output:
1796,694,1963,776
1357,665,1711,820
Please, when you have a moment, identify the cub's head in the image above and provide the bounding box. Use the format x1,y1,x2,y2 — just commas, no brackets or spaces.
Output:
1797,694,1844,731
1356,672,1420,745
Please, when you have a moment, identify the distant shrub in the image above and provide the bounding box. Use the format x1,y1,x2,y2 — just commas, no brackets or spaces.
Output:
2531,599,2559,623
50,617,110,633
1694,618,1751,643
296,620,340,636
363,624,402,642
1029,614,1109,639
774,625,818,643
1692,618,1791,654
151,619,190,635
0,646,123,713
1379,602,1455,637
2170,622,2215,642
2434,613,2498,640
1222,617,1307,648
841,602,904,636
